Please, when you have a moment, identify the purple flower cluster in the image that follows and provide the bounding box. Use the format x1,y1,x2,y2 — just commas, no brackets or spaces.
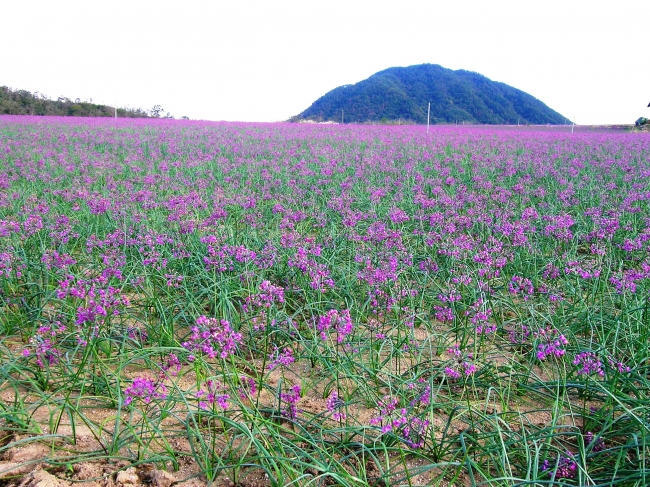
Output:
279,384,301,419
316,309,354,343
543,213,575,242
609,267,649,294
326,390,346,421
23,322,67,368
607,356,631,373
444,344,477,379
0,251,21,278
565,259,601,280
534,327,568,361
585,431,606,452
41,250,76,271
196,379,229,410
267,346,295,370
182,315,242,360
508,324,531,345
541,452,577,479
244,280,285,311
288,245,335,293
242,280,286,331
408,380,432,407
164,272,183,288
464,298,495,334
238,375,257,399
508,275,534,300
203,241,257,272
123,377,167,406
56,277,129,329
160,353,181,378
573,351,604,377
369,395,429,449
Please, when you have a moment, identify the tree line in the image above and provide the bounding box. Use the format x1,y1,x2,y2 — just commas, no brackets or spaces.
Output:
0,86,182,119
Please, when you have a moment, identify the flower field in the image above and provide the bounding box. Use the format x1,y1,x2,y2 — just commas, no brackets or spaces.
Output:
0,116,649,486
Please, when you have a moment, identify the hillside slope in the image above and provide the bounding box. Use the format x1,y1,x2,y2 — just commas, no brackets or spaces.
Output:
292,64,569,125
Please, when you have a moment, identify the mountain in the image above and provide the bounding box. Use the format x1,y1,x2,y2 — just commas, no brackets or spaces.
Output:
291,64,569,125
0,86,175,118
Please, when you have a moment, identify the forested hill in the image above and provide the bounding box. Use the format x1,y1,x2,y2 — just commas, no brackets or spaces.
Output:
291,64,569,125
0,86,173,118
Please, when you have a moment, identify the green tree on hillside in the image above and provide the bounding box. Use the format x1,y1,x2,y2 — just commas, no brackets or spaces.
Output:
0,86,165,118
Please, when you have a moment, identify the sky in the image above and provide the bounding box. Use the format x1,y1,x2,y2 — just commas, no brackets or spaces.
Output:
2,0,648,125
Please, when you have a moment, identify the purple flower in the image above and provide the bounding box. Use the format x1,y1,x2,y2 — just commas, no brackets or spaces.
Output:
565,260,601,280
607,356,631,373
388,207,409,224
267,347,295,370
288,245,335,292
544,213,575,242
508,324,531,345
279,384,301,419
556,453,578,479
586,431,606,452
370,396,399,429
465,299,495,334
534,327,568,361
24,321,68,368
400,417,429,449
508,275,534,300
161,353,181,378
418,257,439,273
182,315,242,359
573,351,604,377
238,375,257,399
123,377,167,406
326,390,346,421
540,453,578,479
244,280,285,311
434,305,454,323
316,309,354,343
444,366,461,379
444,345,477,379
368,395,428,449
196,379,229,410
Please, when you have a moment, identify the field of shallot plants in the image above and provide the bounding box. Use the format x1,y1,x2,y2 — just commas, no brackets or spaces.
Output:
0,116,649,487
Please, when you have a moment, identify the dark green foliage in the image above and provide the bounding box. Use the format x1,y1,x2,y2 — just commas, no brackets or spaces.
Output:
291,64,570,125
0,86,161,118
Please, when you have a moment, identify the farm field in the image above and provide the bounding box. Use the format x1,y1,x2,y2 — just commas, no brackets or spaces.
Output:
0,116,649,486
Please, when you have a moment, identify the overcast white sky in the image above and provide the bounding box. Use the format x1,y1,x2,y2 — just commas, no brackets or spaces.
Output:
2,0,648,124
